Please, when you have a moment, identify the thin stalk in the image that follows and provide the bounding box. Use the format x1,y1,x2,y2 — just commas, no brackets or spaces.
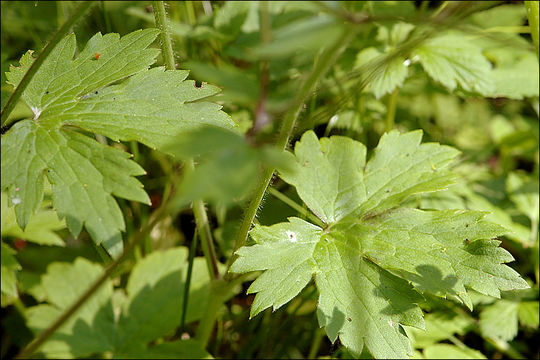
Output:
187,159,219,279
181,230,198,332
153,1,219,279
307,328,324,359
1,1,95,128
16,200,171,359
227,28,359,272
384,88,399,132
101,0,112,33
185,1,197,26
267,187,324,227
525,1,539,59
195,274,249,346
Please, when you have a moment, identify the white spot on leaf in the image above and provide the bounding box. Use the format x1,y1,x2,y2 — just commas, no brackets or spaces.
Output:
403,59,411,67
12,197,21,205
286,230,297,243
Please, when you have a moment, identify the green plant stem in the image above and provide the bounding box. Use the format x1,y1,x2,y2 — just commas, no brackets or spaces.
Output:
0,1,95,128
185,1,197,26
153,1,219,279
384,88,399,132
195,274,249,346
525,1,539,59
153,1,176,70
101,0,112,33
190,163,220,279
181,230,198,332
15,201,171,359
267,187,324,227
227,28,358,273
308,328,325,359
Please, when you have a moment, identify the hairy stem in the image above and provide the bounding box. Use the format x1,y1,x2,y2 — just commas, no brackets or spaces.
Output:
1,1,95,128
153,1,219,279
227,27,359,272
153,0,176,70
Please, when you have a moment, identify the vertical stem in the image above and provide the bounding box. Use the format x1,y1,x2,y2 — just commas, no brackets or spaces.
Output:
101,0,112,33
153,1,219,279
308,328,324,359
181,230,198,332
185,1,197,26
153,1,176,70
227,27,359,271
525,1,539,59
1,1,95,128
189,160,220,279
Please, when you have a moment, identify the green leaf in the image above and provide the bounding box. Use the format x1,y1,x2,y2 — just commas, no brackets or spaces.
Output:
25,248,220,358
231,217,321,317
280,130,460,223
314,238,425,358
422,344,486,359
120,340,212,359
1,121,148,257
52,67,235,151
470,4,527,28
2,29,235,256
479,299,519,341
232,130,529,358
26,258,115,358
405,312,475,348
506,172,539,226
517,301,540,328
273,131,367,224
1,192,65,246
413,33,494,94
355,47,409,99
1,242,21,298
489,52,539,100
116,247,191,350
253,15,343,59
164,126,291,208
336,209,527,309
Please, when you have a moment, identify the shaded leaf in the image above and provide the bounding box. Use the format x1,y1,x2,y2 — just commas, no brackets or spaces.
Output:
232,130,528,358
1,242,21,298
1,192,65,246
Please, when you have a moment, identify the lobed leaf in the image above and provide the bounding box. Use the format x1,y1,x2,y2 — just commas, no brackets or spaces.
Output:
230,217,320,317
413,33,494,95
2,29,236,256
231,130,529,358
1,120,148,257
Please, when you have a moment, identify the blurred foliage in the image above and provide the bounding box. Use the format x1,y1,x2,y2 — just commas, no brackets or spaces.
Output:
1,1,538,359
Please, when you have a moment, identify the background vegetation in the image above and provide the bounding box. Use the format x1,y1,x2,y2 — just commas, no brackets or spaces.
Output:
1,1,538,359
